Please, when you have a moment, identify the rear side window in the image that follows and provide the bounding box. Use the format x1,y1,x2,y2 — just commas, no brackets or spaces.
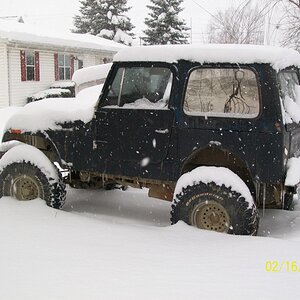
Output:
183,68,260,118
104,66,173,109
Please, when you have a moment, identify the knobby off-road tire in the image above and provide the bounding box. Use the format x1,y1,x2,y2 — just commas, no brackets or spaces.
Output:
0,161,66,209
171,181,259,235
283,191,294,210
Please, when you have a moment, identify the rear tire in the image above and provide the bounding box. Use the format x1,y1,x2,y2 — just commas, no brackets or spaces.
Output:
283,191,294,210
171,170,259,235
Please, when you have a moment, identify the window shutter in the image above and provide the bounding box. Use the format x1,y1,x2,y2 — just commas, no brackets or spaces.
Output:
20,50,26,81
34,51,40,81
70,55,75,78
54,53,59,81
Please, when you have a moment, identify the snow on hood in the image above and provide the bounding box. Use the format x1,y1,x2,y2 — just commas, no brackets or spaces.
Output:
0,20,126,52
5,84,103,133
114,44,300,71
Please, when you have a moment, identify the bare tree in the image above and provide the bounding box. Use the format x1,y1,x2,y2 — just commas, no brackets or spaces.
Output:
278,0,300,50
207,2,267,44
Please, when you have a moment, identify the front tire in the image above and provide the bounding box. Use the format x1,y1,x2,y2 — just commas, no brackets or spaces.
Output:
0,161,66,209
0,144,66,208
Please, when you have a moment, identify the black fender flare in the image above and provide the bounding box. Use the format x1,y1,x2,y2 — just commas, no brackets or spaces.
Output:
1,131,65,167
180,143,256,198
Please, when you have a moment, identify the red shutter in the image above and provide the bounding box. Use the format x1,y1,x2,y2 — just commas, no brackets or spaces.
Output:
20,50,26,81
54,53,59,81
34,51,40,81
70,55,75,78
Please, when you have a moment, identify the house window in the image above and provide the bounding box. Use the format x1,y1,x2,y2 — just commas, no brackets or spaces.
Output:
20,50,40,81
54,53,74,80
59,54,71,80
78,59,83,69
26,52,35,80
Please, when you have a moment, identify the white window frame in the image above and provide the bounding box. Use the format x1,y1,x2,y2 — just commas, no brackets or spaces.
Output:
26,51,35,81
58,54,71,80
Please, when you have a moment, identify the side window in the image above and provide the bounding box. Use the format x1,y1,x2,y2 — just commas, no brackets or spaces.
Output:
184,68,260,118
105,66,173,109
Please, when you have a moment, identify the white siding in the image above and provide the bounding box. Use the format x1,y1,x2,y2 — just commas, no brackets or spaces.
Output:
6,47,117,107
82,53,97,68
83,51,115,68
8,48,56,106
0,43,9,108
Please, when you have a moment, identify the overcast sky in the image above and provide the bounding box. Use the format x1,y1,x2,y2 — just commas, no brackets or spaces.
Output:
0,0,279,44
0,0,239,42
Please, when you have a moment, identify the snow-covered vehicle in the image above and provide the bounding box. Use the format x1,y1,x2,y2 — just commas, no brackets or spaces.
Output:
2,44,300,236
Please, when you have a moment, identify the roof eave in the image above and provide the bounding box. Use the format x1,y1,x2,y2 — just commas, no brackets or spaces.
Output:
4,38,119,54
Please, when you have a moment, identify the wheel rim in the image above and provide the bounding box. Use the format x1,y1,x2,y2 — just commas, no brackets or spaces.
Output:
191,200,230,233
10,175,43,201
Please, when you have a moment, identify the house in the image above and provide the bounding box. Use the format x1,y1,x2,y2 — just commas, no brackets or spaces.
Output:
0,19,125,108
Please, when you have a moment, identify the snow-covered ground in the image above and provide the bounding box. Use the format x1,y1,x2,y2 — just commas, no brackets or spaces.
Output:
1,107,300,299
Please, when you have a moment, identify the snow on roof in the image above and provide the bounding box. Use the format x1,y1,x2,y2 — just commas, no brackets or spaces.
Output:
0,20,126,52
72,63,112,86
114,44,300,71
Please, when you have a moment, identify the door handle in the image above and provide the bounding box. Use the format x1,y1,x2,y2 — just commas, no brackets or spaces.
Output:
97,110,108,115
155,129,169,134
93,140,108,150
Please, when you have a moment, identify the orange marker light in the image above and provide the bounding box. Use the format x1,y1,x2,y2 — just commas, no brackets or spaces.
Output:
10,129,22,134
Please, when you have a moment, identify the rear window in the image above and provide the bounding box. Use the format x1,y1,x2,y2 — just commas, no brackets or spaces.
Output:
183,68,260,118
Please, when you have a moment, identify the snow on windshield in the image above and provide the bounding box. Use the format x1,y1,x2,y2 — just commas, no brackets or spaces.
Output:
105,98,168,110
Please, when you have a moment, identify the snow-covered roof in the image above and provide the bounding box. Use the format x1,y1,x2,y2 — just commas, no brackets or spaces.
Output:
0,20,126,53
114,44,300,71
72,63,112,86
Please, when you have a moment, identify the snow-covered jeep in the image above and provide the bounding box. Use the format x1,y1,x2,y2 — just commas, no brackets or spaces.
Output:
2,44,300,236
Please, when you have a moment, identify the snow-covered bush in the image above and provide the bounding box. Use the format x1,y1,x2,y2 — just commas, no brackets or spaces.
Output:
27,81,75,103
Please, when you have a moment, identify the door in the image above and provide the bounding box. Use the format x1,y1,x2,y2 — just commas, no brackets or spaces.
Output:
93,64,175,172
